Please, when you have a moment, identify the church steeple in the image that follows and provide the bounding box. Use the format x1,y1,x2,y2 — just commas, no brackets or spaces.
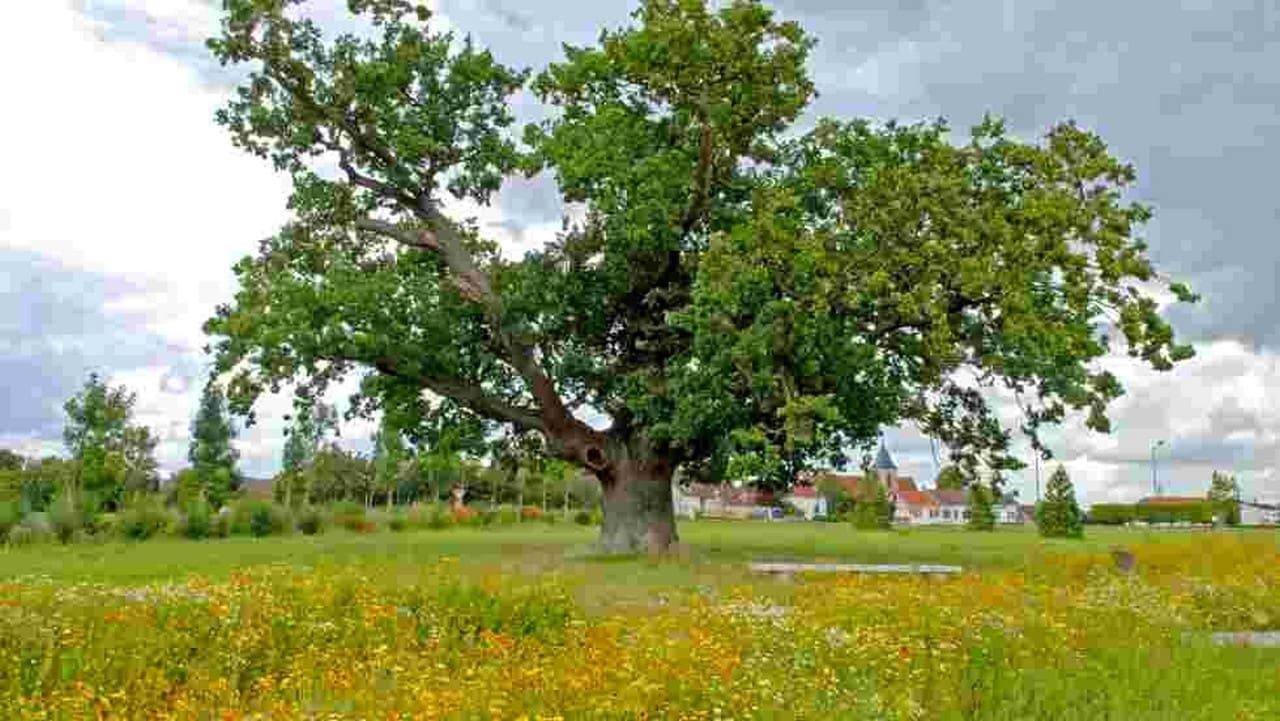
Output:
874,440,898,487
874,442,897,471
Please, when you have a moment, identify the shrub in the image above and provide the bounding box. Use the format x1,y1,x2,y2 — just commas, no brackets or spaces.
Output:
119,497,174,541
1135,500,1214,525
520,506,543,521
852,482,892,530
179,498,213,539
0,500,20,539
295,506,327,535
49,496,81,544
1087,504,1136,525
91,512,120,538
428,507,456,530
332,501,369,532
573,510,592,526
211,509,231,538
542,511,558,525
231,499,289,537
388,511,409,532
405,503,434,529
450,506,477,525
6,525,36,546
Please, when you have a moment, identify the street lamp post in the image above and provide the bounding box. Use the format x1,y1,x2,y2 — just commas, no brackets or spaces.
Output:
1150,440,1167,496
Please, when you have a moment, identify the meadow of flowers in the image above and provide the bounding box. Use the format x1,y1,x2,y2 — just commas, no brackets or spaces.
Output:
0,529,1277,719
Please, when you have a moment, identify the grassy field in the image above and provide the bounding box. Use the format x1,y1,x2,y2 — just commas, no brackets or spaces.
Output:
1,521,1278,718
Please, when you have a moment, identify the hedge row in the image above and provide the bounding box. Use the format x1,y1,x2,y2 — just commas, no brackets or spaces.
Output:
0,497,604,546
1086,500,1222,525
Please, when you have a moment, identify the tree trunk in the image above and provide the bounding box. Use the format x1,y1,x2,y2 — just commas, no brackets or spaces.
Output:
598,459,677,554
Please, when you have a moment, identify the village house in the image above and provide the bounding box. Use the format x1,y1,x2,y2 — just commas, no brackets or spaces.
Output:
678,443,1027,526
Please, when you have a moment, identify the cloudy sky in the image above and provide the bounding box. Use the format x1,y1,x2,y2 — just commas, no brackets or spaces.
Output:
1,0,1276,504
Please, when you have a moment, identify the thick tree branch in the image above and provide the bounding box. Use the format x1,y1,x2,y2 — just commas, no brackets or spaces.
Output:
371,357,545,433
355,218,441,253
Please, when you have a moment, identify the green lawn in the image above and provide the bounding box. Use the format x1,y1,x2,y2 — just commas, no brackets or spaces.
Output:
0,519,1266,590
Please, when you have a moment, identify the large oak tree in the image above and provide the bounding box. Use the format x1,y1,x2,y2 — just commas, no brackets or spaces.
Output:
206,0,1194,551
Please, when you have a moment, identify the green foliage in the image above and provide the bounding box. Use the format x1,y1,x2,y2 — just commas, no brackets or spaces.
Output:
305,446,374,506
188,382,242,509
179,498,214,540
1207,471,1241,525
294,506,327,536
573,510,592,526
0,500,20,540
426,507,455,530
1087,504,1136,525
62,374,158,511
0,457,64,513
852,480,891,530
388,511,409,532
332,501,370,532
935,466,966,491
0,449,21,471
231,499,289,537
372,416,410,508
5,525,37,547
1037,466,1084,539
967,484,997,531
1135,501,1214,525
48,495,82,544
118,497,173,541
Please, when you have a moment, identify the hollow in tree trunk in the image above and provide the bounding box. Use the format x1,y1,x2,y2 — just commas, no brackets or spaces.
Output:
598,459,677,554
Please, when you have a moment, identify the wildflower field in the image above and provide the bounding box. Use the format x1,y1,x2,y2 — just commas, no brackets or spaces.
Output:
1,522,1277,719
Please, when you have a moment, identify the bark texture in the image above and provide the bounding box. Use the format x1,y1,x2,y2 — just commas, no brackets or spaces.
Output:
597,458,677,554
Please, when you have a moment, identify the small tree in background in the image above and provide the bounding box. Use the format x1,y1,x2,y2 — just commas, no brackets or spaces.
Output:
852,478,892,530
372,417,409,510
935,466,965,491
62,373,156,512
189,382,241,509
967,483,996,531
1037,465,1084,538
277,402,338,507
1207,470,1241,526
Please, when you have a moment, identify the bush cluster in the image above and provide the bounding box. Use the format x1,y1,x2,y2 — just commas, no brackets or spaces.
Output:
0,496,597,546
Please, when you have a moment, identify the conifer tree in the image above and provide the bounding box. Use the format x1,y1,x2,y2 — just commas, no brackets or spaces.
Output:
189,382,241,509
853,477,892,530
1036,465,1084,538
967,483,996,531
1207,471,1241,525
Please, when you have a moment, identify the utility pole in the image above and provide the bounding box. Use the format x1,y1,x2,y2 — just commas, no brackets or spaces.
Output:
1150,440,1166,496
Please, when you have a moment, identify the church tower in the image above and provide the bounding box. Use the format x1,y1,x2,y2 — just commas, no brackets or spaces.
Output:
874,441,898,488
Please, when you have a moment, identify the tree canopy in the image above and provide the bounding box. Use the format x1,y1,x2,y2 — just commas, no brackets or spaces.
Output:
62,373,158,511
205,0,1193,550
1207,470,1240,525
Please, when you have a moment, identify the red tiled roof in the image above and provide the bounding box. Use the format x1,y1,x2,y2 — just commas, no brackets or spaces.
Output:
933,489,968,506
896,490,937,508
